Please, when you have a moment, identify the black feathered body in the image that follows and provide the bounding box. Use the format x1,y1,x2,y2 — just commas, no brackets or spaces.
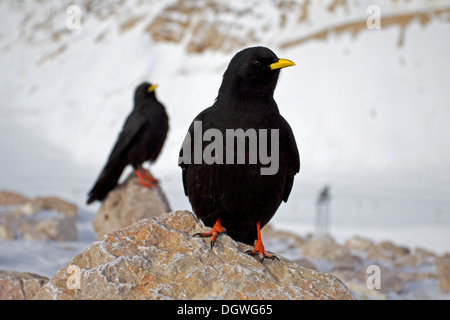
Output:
87,84,168,204
123,102,169,168
180,47,300,245
181,71,299,245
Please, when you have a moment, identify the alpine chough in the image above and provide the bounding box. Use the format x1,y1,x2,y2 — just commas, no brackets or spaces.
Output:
179,47,300,260
87,82,169,204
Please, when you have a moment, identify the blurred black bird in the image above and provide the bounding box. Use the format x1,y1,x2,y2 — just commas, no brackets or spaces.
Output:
87,82,169,204
179,47,300,260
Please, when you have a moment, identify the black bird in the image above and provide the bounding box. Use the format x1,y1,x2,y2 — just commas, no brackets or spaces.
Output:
87,82,169,204
179,47,300,260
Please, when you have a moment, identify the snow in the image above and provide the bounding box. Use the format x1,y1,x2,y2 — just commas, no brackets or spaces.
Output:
0,0,449,299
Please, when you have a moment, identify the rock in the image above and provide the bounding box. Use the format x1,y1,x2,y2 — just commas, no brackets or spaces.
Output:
19,215,78,242
378,268,406,294
436,255,450,293
292,258,317,271
396,247,437,268
0,224,15,240
34,211,355,300
31,197,77,218
331,269,383,300
343,281,388,300
413,247,437,265
145,0,251,54
344,235,374,251
260,225,314,269
92,174,171,239
334,265,406,298
331,254,363,271
21,201,41,215
261,224,307,249
0,270,49,300
367,241,410,262
301,234,352,261
0,190,29,206
0,192,78,242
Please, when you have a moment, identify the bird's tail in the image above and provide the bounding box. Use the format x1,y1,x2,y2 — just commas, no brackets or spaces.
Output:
86,162,126,204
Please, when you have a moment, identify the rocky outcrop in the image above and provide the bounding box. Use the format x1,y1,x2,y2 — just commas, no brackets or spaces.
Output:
291,234,448,299
437,255,450,293
0,191,29,206
92,174,171,239
302,234,352,261
143,0,450,53
16,0,450,58
0,270,49,300
34,210,355,300
0,191,78,242
2,190,448,300
251,227,450,299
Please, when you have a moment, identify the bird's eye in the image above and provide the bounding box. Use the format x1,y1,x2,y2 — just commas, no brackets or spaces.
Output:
253,60,262,67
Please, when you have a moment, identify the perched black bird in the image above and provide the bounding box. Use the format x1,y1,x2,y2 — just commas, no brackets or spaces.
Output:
179,47,300,260
87,82,169,204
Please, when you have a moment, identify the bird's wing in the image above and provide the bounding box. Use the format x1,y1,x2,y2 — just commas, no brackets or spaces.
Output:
179,107,212,195
280,115,300,202
86,111,147,204
106,111,148,167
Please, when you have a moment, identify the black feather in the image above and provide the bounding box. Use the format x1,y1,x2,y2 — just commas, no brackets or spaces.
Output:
179,47,299,245
87,82,169,204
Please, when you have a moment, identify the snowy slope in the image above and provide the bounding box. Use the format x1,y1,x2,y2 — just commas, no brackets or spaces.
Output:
0,0,449,257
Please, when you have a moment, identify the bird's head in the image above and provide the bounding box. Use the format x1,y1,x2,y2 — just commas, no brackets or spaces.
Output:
134,82,158,102
218,46,295,100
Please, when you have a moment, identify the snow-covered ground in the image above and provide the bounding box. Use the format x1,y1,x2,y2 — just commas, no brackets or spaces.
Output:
0,0,449,298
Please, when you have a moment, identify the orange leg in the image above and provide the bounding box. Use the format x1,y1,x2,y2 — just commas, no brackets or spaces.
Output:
143,168,159,184
135,168,156,188
246,222,278,261
194,218,226,249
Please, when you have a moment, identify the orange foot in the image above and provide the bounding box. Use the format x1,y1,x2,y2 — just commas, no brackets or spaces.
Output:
194,218,226,249
143,168,159,185
245,222,279,262
135,168,157,188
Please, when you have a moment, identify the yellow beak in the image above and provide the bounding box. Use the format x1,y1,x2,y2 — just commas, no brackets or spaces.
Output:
148,84,158,92
270,58,296,70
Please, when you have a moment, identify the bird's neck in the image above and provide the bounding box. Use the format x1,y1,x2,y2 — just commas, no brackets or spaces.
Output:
216,92,279,115
218,79,278,109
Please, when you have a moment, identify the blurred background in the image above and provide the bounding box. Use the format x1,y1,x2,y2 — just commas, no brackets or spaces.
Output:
0,0,449,262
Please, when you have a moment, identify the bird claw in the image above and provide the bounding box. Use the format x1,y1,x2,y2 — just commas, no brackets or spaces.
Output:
245,249,279,262
193,219,226,249
193,232,222,249
193,233,216,248
193,232,206,238
246,237,279,262
143,169,159,184
135,168,158,188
